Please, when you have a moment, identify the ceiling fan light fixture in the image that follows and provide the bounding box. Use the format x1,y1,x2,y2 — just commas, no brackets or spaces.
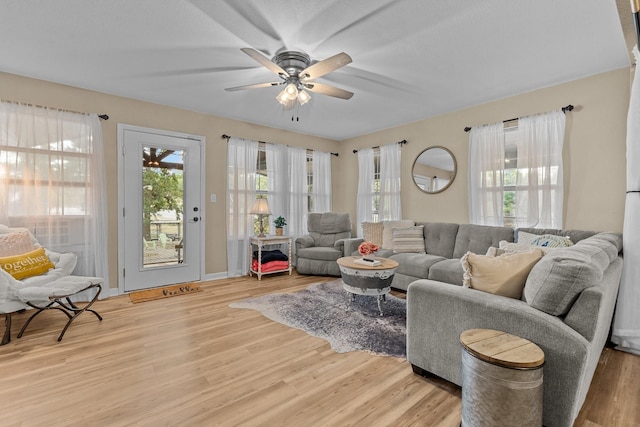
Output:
276,89,290,105
284,82,298,100
297,90,311,106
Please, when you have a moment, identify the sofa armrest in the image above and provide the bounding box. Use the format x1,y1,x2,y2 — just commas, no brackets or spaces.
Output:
342,237,364,257
407,279,590,427
334,238,346,255
295,235,314,251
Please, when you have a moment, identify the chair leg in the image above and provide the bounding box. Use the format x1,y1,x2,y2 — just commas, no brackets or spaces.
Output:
1,313,11,345
18,283,103,342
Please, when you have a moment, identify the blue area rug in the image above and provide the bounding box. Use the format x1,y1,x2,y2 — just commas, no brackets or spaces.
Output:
229,279,406,358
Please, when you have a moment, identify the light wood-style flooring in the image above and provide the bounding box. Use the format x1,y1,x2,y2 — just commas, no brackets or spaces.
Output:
1,272,638,426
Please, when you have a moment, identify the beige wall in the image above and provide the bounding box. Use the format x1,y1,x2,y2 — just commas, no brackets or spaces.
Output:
0,67,630,289
0,71,339,290
334,68,630,234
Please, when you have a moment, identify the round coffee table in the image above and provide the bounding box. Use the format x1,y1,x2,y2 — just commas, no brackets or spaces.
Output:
336,256,399,316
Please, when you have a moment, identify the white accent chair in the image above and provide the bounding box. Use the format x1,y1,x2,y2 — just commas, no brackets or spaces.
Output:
0,226,103,345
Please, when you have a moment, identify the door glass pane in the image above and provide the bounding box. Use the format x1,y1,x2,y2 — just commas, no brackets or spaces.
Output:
141,146,185,267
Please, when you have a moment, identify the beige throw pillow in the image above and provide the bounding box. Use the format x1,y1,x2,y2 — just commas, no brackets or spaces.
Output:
0,230,36,256
461,249,544,299
361,222,384,247
392,225,425,253
381,220,414,249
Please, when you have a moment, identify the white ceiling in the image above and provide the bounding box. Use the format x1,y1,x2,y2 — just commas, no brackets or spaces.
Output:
0,0,631,141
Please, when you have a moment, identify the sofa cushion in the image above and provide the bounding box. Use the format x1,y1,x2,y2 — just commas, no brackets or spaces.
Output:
417,222,459,258
461,249,544,299
390,253,446,278
523,233,621,316
381,220,414,249
296,246,343,262
428,258,464,285
361,222,383,247
0,246,55,280
452,224,514,259
392,225,426,253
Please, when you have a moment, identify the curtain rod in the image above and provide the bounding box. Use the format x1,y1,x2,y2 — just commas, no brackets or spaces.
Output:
352,139,407,154
1,99,108,120
220,134,338,156
463,105,573,132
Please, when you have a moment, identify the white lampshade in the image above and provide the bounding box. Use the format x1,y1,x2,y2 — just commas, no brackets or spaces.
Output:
284,82,298,100
250,198,272,215
297,90,311,105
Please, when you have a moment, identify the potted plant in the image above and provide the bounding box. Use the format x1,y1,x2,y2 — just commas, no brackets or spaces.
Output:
273,216,287,236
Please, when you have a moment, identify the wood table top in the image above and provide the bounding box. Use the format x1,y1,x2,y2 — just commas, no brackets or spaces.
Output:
337,256,399,270
460,328,545,369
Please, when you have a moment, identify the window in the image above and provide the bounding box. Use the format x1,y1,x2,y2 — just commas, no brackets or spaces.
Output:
0,102,108,280
253,144,329,234
469,110,565,229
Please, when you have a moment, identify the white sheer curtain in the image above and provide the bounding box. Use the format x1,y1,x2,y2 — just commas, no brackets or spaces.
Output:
312,150,332,213
378,143,402,221
0,101,109,291
515,111,565,229
468,123,505,226
612,46,640,355
266,142,288,224
356,148,375,237
287,146,308,241
226,137,258,277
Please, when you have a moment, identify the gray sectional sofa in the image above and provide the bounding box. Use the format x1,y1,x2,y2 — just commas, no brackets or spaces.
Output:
344,222,623,427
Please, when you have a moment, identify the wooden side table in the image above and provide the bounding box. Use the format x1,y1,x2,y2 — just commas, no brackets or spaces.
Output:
460,329,545,427
249,235,292,280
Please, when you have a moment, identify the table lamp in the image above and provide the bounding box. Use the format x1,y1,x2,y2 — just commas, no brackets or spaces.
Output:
250,198,271,237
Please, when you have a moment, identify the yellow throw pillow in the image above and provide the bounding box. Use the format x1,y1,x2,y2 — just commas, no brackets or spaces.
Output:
0,247,55,280
461,249,544,299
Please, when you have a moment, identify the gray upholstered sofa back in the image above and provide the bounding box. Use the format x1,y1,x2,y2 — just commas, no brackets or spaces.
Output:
416,222,459,258
308,212,352,247
452,224,514,258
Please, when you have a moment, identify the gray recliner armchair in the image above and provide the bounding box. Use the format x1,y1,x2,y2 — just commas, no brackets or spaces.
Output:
295,213,352,276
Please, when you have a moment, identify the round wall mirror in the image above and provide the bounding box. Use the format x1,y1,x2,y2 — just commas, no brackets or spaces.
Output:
412,146,457,194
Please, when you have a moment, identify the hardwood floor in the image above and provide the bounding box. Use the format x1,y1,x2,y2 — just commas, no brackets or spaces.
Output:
1,272,638,426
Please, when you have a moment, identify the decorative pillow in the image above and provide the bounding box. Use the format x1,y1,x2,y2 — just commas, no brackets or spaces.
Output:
485,246,506,257
361,222,384,247
461,249,544,299
524,235,619,316
0,230,36,256
392,225,426,253
516,230,540,244
0,247,55,280
382,220,414,249
531,234,573,248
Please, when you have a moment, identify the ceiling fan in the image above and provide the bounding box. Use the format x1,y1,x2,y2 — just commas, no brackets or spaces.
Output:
225,48,353,109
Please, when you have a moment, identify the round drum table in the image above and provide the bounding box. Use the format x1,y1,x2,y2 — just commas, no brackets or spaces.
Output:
336,256,399,316
460,329,545,427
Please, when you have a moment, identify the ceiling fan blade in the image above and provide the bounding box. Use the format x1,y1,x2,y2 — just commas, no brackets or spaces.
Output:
304,82,353,100
240,48,289,78
299,52,352,80
225,82,282,91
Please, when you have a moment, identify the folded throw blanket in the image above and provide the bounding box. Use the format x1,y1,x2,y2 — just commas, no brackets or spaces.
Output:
252,260,290,273
252,249,289,263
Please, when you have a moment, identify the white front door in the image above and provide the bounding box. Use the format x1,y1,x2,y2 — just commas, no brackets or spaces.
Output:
118,125,204,293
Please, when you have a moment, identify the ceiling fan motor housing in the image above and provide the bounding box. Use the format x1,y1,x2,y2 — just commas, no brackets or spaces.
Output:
274,51,311,78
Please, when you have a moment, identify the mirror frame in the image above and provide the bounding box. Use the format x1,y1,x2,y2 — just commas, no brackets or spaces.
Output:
411,146,457,194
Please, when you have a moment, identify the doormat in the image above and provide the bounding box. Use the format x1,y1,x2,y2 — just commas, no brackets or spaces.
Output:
129,283,202,304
